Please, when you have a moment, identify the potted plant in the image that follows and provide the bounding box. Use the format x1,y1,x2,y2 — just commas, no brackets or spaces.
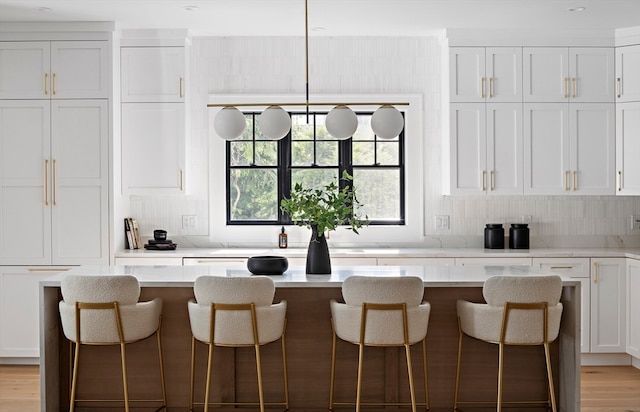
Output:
280,171,367,274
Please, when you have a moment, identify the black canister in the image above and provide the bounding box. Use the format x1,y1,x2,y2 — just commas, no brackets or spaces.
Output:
484,224,504,249
509,223,530,249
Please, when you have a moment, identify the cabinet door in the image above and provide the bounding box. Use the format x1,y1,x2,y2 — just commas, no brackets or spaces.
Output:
449,48,485,103
487,103,523,195
616,45,640,103
0,42,50,99
121,47,185,102
0,101,52,265
51,100,109,264
455,257,532,266
0,267,67,358
122,102,186,195
533,258,590,353
523,103,570,194
616,102,640,195
450,103,486,194
50,41,109,99
569,48,614,103
627,259,640,359
523,47,569,102
486,47,522,102
590,258,626,353
569,103,615,195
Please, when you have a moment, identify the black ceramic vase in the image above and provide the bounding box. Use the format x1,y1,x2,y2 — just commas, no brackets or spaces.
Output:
306,225,331,274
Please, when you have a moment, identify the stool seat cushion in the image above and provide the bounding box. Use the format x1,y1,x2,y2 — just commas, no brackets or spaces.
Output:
59,274,162,344
331,276,430,345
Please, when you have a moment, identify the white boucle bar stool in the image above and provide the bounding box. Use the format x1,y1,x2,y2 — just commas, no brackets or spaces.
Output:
58,274,166,412
188,276,289,412
454,275,564,412
329,275,431,412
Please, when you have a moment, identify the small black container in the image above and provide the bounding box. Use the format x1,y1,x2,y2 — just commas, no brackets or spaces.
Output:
153,229,167,241
509,224,530,249
484,224,504,249
247,256,289,275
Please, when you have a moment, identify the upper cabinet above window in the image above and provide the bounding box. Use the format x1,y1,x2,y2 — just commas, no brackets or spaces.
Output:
121,46,185,102
0,41,109,99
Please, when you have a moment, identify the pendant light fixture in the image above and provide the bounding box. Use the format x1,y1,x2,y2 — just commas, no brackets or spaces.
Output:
209,0,408,141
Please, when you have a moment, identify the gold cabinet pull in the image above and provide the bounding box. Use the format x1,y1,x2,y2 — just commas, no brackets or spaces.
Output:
593,262,599,283
44,73,48,95
550,266,574,270
44,159,49,205
52,159,57,206
564,170,570,191
616,78,621,98
481,170,486,191
481,78,485,98
564,78,569,98
179,77,184,98
28,267,70,272
490,170,495,191
573,170,577,191
52,73,56,95
180,169,184,191
489,77,494,98
571,77,577,98
617,170,622,191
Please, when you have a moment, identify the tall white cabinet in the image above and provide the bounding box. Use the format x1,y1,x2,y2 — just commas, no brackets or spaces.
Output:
590,258,627,353
627,259,640,360
120,42,188,195
0,30,111,362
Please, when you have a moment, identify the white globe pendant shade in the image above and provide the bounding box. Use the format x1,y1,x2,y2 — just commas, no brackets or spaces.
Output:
214,106,247,140
371,105,404,139
326,105,357,140
257,105,291,140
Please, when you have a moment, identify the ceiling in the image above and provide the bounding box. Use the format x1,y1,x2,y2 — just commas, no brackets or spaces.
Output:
0,0,639,37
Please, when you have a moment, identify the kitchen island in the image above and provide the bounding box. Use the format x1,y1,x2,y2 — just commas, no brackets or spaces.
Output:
39,265,581,412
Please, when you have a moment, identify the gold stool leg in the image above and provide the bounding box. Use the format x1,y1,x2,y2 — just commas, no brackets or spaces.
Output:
405,343,418,412
204,342,214,412
355,343,365,412
69,342,80,412
328,328,338,412
497,342,504,412
189,336,196,412
453,323,463,411
422,339,429,410
544,342,558,412
281,334,290,411
156,329,167,410
119,342,130,412
254,343,266,412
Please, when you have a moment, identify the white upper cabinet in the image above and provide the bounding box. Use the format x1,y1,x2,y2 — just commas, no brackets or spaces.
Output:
524,47,614,103
450,47,521,103
616,102,640,195
524,103,614,195
0,41,109,99
121,47,185,102
450,103,523,195
615,45,640,102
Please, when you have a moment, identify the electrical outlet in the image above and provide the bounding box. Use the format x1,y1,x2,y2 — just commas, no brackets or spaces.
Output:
182,215,197,229
632,215,640,230
434,215,450,230
521,215,533,224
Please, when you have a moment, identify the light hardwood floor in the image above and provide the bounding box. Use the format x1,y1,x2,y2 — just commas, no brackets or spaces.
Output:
0,365,638,412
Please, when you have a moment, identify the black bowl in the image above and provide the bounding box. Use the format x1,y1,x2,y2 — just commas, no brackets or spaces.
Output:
153,229,167,241
247,256,288,275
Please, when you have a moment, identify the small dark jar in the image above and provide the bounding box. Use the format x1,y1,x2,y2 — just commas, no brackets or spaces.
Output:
509,224,530,249
484,224,504,249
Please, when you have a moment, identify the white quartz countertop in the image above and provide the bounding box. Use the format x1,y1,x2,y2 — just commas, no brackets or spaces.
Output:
115,247,640,259
41,265,581,288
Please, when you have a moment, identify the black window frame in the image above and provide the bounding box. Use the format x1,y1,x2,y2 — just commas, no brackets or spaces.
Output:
226,110,405,226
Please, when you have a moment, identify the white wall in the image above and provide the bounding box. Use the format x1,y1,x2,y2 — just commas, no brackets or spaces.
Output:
129,36,640,248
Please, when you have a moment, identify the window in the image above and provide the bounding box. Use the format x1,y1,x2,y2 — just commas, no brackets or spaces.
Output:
226,111,405,226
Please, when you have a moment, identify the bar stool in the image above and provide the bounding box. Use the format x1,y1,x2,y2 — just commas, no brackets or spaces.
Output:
188,276,289,412
58,274,166,412
329,275,431,412
454,275,563,412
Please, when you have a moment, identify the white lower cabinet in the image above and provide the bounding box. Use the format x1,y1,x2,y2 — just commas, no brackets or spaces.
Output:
0,266,70,359
455,257,532,266
590,258,626,353
627,258,640,359
533,258,590,353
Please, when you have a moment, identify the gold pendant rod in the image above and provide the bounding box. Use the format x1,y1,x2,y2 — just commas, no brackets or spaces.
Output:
208,102,410,108
305,0,310,122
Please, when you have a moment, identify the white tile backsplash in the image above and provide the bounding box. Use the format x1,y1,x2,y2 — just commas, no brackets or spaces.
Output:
128,35,640,248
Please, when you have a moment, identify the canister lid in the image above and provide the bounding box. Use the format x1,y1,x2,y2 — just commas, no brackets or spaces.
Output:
486,223,503,228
